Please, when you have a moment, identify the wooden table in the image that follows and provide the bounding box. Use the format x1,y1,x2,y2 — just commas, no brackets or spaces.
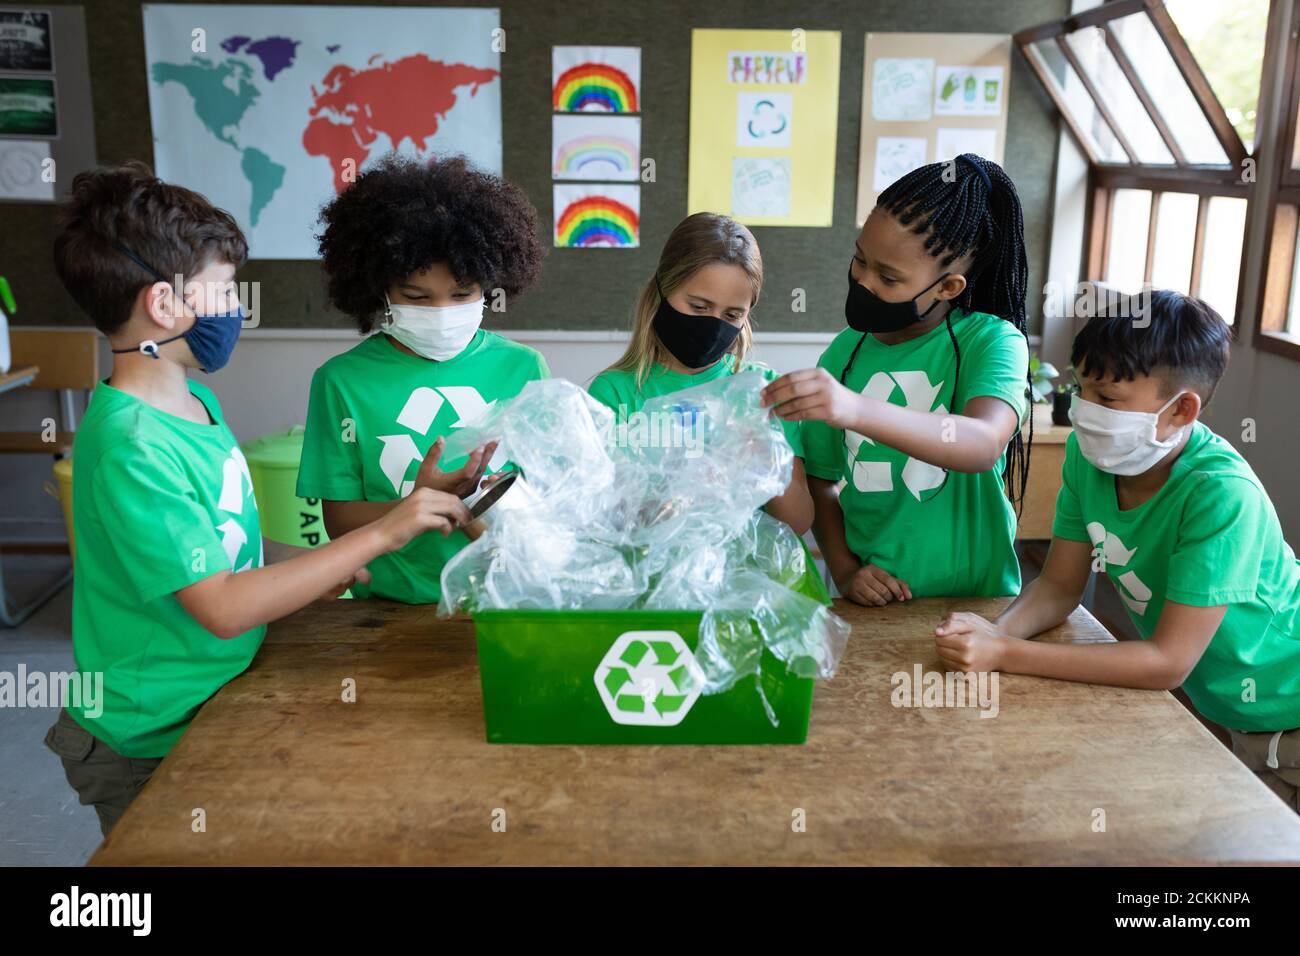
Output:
91,597,1300,865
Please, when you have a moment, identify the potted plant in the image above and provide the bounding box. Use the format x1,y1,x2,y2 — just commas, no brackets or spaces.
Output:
1029,354,1075,427
1051,380,1075,426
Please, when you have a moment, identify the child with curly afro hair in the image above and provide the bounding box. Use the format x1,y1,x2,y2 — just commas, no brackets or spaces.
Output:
298,154,550,605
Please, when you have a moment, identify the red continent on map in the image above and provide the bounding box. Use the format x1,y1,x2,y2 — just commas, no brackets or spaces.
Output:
303,54,499,192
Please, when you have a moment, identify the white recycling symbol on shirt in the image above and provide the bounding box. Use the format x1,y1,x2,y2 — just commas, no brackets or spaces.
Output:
376,386,501,497
214,446,261,572
1086,521,1152,615
844,369,948,501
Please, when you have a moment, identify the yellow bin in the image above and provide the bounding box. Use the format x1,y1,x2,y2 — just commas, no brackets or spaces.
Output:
52,457,75,559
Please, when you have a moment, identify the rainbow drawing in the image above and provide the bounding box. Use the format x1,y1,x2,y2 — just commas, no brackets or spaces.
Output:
554,187,640,248
552,62,639,112
553,134,639,178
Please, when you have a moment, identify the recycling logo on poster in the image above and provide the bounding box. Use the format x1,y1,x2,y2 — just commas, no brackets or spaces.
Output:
594,630,705,727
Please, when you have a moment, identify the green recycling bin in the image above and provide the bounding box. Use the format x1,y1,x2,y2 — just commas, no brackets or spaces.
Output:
242,426,329,548
472,608,818,745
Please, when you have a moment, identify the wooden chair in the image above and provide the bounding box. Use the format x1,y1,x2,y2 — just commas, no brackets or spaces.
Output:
0,328,100,626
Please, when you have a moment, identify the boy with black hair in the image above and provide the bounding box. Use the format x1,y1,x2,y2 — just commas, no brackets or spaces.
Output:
935,290,1300,810
45,162,472,834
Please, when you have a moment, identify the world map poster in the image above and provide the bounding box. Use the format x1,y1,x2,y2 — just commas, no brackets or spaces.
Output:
142,4,502,259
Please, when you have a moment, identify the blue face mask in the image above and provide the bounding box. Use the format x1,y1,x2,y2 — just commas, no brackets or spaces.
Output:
109,242,244,373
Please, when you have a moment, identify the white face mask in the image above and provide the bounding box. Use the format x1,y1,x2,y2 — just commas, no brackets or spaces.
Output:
381,294,484,361
1068,390,1188,476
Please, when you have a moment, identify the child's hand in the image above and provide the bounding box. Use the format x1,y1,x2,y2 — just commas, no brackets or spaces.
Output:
318,566,372,601
934,612,1009,672
414,437,499,499
376,487,474,552
761,368,863,430
841,563,912,606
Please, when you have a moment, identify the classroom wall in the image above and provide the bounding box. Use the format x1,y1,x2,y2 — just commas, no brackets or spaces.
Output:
5,0,1067,335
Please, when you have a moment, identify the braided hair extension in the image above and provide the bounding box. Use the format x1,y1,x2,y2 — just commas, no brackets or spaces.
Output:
873,152,1033,511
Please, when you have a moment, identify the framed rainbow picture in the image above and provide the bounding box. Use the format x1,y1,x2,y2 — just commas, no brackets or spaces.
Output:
553,184,640,248
551,115,641,182
552,46,640,114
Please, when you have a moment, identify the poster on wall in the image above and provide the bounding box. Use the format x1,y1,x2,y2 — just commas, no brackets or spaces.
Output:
142,4,503,259
552,46,640,113
0,76,55,135
0,137,53,199
855,32,1010,224
687,29,840,228
553,183,639,249
0,8,53,72
551,114,640,181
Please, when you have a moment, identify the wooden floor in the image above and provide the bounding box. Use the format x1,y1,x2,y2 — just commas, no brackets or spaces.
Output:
92,597,1300,866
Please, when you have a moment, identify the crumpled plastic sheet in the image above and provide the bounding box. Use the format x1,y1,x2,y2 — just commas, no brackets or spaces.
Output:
438,371,850,709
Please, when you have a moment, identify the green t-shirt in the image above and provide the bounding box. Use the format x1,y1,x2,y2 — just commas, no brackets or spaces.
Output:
587,352,805,458
801,309,1029,597
68,380,266,757
297,330,549,603
1053,422,1300,732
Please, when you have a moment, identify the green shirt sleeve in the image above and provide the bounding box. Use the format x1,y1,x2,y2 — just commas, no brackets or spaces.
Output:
800,417,843,480
90,443,232,603
534,350,552,380
297,364,365,500
959,320,1030,425
1166,474,1268,606
587,372,621,413
1051,434,1090,542
800,345,847,480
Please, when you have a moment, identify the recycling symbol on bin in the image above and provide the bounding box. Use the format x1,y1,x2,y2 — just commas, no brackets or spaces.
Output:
594,631,705,727
844,369,948,501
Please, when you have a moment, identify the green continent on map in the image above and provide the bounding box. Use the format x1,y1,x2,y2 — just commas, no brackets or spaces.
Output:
151,55,287,228
150,57,260,147
241,147,286,226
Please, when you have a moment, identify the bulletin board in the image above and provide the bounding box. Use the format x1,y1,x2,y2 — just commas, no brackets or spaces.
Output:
6,0,1067,333
855,32,1012,224
687,28,841,228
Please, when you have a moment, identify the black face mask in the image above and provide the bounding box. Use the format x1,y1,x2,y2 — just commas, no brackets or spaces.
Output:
844,267,949,334
651,279,742,369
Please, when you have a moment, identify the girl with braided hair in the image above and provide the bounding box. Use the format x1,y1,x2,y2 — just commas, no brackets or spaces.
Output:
762,153,1032,605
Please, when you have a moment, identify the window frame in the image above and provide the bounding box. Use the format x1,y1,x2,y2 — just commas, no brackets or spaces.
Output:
1254,0,1300,362
1016,0,1257,331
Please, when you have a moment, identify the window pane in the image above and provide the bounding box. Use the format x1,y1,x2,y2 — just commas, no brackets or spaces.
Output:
1198,196,1246,324
1150,192,1198,293
1167,0,1266,153
1293,98,1300,170
1111,12,1231,165
1289,217,1300,334
1065,27,1173,165
1105,189,1152,293
1028,39,1128,164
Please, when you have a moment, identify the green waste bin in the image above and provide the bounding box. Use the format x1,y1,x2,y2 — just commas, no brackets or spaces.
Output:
472,608,817,745
242,426,329,548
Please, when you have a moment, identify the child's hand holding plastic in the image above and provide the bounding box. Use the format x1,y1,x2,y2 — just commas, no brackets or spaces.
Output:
375,487,473,552
761,367,864,429
414,437,499,499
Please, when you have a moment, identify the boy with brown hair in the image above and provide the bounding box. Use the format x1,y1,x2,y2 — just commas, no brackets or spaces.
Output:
44,162,471,834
